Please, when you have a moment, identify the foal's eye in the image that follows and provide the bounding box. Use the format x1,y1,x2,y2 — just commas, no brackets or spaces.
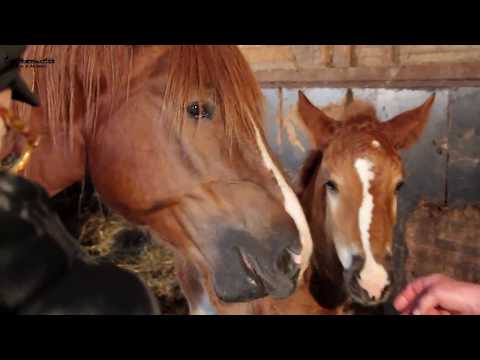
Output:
395,181,405,193
325,180,338,193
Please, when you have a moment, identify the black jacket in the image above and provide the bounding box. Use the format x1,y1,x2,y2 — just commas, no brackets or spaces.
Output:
0,172,160,314
0,46,39,107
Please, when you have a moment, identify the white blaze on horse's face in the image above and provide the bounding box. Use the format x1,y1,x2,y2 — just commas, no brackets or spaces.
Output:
252,123,313,277
354,158,389,301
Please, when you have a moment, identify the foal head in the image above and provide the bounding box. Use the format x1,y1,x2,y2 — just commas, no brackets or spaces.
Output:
297,90,435,306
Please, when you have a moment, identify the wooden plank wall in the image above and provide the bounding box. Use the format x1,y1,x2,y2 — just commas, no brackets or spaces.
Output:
239,46,480,88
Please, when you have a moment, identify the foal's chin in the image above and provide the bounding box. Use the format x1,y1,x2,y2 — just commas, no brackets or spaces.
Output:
343,270,392,307
348,290,391,307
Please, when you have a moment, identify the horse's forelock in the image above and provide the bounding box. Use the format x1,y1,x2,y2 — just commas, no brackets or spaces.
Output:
163,46,265,149
13,46,264,153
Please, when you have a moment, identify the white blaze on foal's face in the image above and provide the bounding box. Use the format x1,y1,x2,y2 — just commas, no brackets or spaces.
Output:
354,158,389,301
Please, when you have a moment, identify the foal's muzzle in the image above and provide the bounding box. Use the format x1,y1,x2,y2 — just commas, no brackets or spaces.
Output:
344,256,393,306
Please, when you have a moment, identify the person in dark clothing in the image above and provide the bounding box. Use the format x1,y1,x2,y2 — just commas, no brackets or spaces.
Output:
0,46,159,315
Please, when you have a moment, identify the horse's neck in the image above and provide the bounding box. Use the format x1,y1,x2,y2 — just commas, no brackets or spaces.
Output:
300,174,349,310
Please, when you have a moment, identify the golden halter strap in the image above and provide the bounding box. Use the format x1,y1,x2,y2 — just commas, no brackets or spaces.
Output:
0,106,40,174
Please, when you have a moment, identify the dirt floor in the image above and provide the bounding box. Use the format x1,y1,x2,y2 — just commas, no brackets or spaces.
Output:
50,179,189,315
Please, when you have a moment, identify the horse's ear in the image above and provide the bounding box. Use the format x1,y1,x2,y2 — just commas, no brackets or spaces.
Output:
297,90,337,150
382,94,436,150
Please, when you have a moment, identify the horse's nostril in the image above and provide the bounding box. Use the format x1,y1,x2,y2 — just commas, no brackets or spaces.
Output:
277,249,300,279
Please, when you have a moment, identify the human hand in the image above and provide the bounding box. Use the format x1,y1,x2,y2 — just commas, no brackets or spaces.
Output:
394,274,480,315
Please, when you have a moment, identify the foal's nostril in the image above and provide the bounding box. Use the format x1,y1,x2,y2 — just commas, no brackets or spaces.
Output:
276,249,300,279
351,255,365,270
381,283,392,300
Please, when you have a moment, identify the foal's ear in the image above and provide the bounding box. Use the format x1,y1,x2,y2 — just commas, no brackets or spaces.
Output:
382,94,436,150
297,90,337,150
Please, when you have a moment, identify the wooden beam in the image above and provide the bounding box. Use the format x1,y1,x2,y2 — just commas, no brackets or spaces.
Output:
254,63,480,88
332,45,352,68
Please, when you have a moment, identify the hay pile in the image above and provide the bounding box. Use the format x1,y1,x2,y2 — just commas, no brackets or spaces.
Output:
51,181,189,315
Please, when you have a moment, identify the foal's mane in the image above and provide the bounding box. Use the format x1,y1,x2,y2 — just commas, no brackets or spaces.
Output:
14,45,265,147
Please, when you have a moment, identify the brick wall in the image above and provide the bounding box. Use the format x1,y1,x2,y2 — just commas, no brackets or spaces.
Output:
405,203,480,284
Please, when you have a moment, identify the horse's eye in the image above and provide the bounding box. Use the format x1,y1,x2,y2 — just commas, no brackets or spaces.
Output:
395,181,405,193
201,103,214,120
187,102,201,119
325,180,338,193
187,102,214,120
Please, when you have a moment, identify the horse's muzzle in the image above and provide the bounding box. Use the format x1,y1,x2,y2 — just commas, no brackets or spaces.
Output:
211,228,301,303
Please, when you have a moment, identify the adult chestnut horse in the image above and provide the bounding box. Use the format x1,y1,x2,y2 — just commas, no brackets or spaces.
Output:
179,89,435,314
2,46,313,311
